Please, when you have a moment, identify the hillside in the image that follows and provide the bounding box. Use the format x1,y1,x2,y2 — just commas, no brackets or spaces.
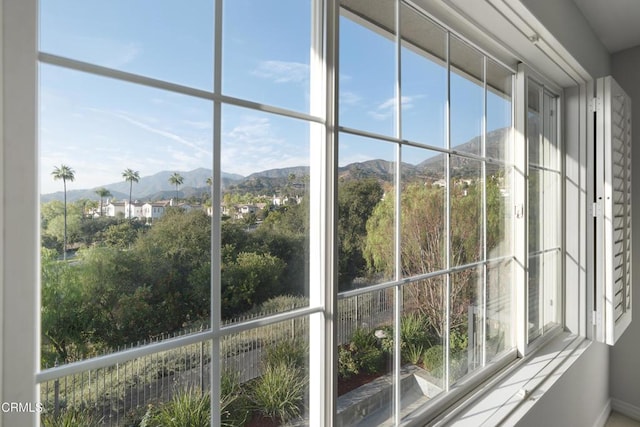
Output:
41,128,510,202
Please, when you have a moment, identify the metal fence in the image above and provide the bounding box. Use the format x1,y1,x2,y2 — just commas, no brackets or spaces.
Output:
39,289,394,425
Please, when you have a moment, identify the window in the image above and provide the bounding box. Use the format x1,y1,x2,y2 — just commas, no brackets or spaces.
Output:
34,1,563,426
526,78,562,343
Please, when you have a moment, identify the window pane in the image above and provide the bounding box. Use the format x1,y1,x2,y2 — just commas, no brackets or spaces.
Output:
339,2,396,137
486,60,512,163
222,0,312,113
40,0,214,90
450,157,483,266
527,80,542,167
338,133,396,290
400,4,447,148
401,278,445,417
449,267,481,384
450,36,483,155
486,259,513,360
487,163,512,259
221,319,309,425
221,105,310,320
527,81,560,344
337,291,394,425
401,145,445,276
40,341,214,424
40,65,213,365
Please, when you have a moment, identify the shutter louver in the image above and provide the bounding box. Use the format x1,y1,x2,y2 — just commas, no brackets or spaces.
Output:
596,76,632,346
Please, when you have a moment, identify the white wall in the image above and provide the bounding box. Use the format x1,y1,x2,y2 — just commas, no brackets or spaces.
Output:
609,45,640,417
519,0,610,78
515,342,610,427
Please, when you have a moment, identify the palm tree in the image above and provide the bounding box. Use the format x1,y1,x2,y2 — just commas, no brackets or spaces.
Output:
168,172,184,203
51,164,75,260
122,168,140,219
94,187,112,217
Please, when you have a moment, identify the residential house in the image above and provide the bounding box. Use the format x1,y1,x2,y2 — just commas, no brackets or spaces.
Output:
142,200,171,221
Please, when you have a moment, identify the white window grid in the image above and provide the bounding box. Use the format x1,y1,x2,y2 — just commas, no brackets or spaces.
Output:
31,1,565,425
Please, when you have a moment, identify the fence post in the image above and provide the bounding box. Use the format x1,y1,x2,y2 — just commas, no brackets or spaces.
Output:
53,379,60,418
53,360,60,418
200,326,205,393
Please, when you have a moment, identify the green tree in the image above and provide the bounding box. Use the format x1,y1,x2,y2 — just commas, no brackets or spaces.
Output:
94,187,112,217
103,221,142,249
221,252,286,317
51,164,75,259
364,182,477,337
337,178,384,289
122,168,140,219
169,172,184,202
41,248,88,364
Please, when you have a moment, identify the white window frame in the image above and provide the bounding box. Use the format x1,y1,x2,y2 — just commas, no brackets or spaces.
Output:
514,63,565,356
0,0,589,426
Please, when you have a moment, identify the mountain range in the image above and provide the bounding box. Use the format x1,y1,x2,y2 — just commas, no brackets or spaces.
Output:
41,128,509,203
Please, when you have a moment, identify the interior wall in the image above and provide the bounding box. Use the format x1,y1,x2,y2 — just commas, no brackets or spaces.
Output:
519,0,610,78
514,342,610,427
609,45,640,418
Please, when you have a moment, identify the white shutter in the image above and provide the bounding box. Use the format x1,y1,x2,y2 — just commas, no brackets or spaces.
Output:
595,76,632,346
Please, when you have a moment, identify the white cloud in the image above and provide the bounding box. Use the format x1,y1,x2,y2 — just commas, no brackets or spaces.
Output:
72,36,141,69
222,116,308,176
106,111,212,157
252,60,309,83
340,91,362,106
367,95,421,121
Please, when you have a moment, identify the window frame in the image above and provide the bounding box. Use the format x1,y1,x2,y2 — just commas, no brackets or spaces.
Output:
0,0,580,426
515,63,565,356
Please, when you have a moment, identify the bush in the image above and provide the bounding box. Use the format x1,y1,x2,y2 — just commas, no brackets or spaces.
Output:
41,408,102,427
141,388,210,427
263,338,307,371
250,363,307,423
423,345,444,373
338,328,386,378
221,371,250,427
401,313,429,346
250,295,308,315
405,343,425,365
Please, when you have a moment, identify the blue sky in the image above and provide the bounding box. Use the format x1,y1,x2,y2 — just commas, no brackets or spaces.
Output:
39,1,510,195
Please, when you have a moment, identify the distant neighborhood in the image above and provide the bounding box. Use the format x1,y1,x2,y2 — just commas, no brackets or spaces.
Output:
93,195,303,223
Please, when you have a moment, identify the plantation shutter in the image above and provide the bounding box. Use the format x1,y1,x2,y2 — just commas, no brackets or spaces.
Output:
595,76,632,346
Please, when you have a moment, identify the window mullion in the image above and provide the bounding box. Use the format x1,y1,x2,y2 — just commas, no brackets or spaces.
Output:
444,30,452,390
481,55,488,368
514,64,529,355
210,0,223,425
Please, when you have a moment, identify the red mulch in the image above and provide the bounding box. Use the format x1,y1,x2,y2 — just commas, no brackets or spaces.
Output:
338,372,383,396
245,413,281,427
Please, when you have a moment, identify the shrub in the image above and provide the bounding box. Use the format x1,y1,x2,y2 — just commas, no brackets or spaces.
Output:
250,363,307,423
401,312,430,348
221,371,250,427
41,408,102,427
405,342,424,365
263,338,307,370
141,388,210,427
338,328,386,378
423,345,444,373
251,295,308,315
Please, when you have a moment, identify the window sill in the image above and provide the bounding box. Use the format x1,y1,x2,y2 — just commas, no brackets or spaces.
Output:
433,332,589,426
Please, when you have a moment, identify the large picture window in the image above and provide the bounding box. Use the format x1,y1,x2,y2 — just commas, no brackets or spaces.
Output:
35,1,560,426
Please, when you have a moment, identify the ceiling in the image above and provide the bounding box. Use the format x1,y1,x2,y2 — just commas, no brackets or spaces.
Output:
573,0,640,53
